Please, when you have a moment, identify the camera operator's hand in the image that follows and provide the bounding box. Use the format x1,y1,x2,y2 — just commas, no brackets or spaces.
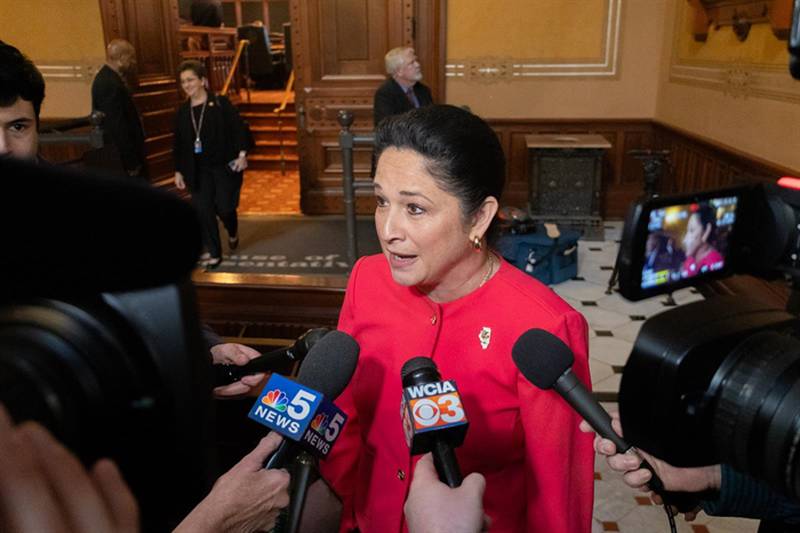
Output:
174,432,290,533
174,171,186,190
211,342,267,397
404,453,491,533
579,412,721,520
0,405,139,533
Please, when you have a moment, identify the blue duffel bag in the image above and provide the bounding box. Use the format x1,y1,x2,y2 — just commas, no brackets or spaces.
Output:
496,227,580,285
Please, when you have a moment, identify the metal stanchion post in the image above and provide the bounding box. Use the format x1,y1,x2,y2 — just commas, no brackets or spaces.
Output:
338,110,359,266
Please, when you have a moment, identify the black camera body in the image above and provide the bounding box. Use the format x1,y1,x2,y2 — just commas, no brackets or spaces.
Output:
0,158,212,530
615,180,800,501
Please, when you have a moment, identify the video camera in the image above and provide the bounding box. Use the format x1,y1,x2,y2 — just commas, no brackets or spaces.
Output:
614,178,800,501
0,157,213,531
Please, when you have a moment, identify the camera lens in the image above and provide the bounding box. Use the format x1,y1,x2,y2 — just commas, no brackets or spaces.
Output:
710,329,800,499
0,284,217,530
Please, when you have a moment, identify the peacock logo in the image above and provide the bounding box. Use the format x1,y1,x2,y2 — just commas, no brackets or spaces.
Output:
261,389,289,412
310,413,329,432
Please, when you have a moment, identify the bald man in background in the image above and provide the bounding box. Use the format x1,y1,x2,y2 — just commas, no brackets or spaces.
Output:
91,39,147,180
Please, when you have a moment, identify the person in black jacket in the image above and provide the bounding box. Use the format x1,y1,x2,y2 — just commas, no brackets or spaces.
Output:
371,47,433,176
190,0,223,27
91,39,147,180
373,47,433,129
173,60,248,269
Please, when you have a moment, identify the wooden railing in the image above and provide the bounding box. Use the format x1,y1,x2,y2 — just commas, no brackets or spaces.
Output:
177,26,242,95
221,38,250,101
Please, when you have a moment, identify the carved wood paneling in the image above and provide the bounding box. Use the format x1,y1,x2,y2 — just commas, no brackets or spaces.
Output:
489,119,655,219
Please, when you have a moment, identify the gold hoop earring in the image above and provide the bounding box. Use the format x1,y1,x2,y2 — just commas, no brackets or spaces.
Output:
471,235,482,251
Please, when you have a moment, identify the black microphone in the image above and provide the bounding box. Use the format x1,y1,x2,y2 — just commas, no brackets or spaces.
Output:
264,330,360,470
511,328,700,513
262,330,359,533
213,328,330,386
401,357,468,488
0,157,201,296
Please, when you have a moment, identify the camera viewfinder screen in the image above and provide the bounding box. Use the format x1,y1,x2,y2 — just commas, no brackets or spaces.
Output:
641,196,738,290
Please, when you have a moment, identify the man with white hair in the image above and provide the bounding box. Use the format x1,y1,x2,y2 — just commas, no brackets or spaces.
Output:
373,46,433,128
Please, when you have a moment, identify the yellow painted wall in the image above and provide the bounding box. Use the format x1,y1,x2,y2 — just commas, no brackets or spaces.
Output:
0,0,106,117
674,6,788,67
445,0,668,119
448,0,607,61
655,0,799,171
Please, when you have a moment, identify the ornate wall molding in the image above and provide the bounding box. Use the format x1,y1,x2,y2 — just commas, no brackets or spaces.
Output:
669,1,800,102
669,62,800,102
445,0,622,82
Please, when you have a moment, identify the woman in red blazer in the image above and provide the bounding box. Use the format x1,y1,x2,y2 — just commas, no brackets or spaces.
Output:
320,105,594,533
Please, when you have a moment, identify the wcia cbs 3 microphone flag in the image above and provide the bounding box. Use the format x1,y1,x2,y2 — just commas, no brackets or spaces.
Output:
402,379,468,454
249,373,347,458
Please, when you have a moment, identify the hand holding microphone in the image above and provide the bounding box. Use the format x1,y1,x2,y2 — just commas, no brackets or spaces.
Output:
401,357,469,488
511,329,702,515
213,328,330,389
580,414,721,522
247,330,359,533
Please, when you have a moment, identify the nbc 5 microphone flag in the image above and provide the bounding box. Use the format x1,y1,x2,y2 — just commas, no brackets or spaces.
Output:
301,398,348,458
249,373,323,440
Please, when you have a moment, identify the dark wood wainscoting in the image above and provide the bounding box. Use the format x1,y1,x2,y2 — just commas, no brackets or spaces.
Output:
193,273,347,339
653,121,796,194
489,119,656,219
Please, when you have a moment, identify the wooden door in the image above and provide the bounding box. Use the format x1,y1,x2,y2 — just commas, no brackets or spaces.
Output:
290,0,444,214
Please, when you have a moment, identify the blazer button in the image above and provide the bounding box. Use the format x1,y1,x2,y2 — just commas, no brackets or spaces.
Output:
397,469,406,480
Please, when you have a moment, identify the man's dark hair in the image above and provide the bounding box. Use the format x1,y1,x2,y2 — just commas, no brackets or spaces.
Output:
0,40,45,123
374,104,506,224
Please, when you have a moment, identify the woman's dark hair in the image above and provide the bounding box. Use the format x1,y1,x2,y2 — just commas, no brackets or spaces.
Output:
178,59,207,80
374,105,505,226
0,40,45,125
693,203,717,243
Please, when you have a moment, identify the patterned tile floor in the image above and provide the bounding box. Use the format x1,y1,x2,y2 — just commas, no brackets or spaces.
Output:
238,169,300,214
577,223,759,533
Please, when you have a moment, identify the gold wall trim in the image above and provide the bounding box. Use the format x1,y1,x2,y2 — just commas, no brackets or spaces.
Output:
37,61,103,84
445,0,622,82
669,63,800,103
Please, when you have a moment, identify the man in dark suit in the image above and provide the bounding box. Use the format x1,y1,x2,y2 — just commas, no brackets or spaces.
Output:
373,46,433,128
91,39,146,180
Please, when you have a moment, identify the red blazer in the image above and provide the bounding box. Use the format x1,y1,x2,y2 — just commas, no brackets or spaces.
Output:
320,254,594,533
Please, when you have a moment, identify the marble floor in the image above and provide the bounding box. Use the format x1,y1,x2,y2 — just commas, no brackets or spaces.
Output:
570,222,760,533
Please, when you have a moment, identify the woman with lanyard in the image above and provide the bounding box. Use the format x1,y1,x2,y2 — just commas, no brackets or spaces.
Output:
174,60,248,269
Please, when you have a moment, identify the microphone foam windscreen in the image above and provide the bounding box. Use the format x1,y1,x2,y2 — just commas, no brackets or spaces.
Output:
296,330,359,400
400,356,438,380
511,328,574,389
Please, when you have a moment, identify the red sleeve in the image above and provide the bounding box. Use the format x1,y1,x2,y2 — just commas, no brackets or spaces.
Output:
518,310,594,533
318,258,364,532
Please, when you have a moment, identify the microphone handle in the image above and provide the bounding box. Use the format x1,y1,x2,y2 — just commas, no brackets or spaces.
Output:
556,371,700,513
264,439,294,470
432,439,462,488
286,451,316,533
213,345,296,386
